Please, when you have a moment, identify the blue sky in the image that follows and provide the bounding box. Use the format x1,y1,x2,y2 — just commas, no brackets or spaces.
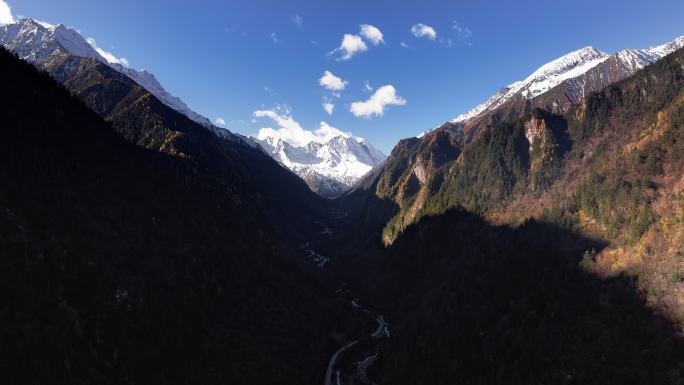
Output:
6,0,684,153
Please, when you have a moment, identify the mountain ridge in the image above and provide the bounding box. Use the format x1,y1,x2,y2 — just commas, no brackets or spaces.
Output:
0,18,232,138
446,36,684,129
0,45,347,384
360,35,684,247
0,17,390,198
257,133,386,198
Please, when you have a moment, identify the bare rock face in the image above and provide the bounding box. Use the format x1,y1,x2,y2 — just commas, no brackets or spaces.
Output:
524,117,549,153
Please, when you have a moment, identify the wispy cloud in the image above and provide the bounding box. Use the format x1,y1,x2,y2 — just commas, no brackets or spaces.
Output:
330,34,368,61
441,37,454,48
400,41,414,49
319,70,347,91
453,21,473,40
350,85,406,118
86,37,129,67
360,24,384,45
270,32,279,44
411,23,437,40
0,0,14,25
214,117,226,126
291,14,303,29
263,86,277,96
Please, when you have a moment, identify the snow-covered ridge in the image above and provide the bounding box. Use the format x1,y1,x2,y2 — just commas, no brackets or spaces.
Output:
451,47,610,124
0,18,222,133
448,36,684,127
614,36,684,73
256,134,386,196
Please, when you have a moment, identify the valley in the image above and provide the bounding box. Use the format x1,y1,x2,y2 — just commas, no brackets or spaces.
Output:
2,3,684,385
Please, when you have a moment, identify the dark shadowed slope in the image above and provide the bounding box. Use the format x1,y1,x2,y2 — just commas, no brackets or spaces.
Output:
42,52,331,248
340,45,684,329
0,47,345,385
367,210,684,385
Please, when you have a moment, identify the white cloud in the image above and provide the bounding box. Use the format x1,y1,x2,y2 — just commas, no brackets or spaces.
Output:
254,109,354,147
214,117,226,126
363,81,373,92
319,70,347,91
453,22,472,40
0,0,14,25
264,86,277,96
360,24,384,45
400,41,413,49
322,102,334,115
86,37,129,67
270,32,279,44
330,34,367,61
291,14,303,29
350,85,406,118
411,23,437,40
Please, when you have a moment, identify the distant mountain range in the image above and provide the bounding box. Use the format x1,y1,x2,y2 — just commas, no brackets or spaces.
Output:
0,18,385,197
0,16,329,244
256,134,386,198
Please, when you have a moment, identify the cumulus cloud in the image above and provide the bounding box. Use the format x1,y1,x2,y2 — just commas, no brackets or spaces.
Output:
350,85,406,118
322,102,334,115
360,24,384,45
86,38,129,67
330,34,367,61
214,117,226,126
411,23,437,40
254,109,355,147
319,70,347,91
0,0,14,25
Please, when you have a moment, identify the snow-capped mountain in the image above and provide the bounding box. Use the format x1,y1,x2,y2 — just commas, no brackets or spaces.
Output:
451,47,610,124
0,18,225,136
257,135,386,198
449,36,684,127
613,36,684,73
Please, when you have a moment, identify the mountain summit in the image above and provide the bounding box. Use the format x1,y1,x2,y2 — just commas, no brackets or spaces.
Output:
0,18,225,135
257,134,386,198
445,37,684,130
449,46,610,125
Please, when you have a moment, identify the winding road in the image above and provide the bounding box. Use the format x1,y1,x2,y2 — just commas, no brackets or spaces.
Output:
325,340,359,385
309,210,390,385
323,302,390,385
